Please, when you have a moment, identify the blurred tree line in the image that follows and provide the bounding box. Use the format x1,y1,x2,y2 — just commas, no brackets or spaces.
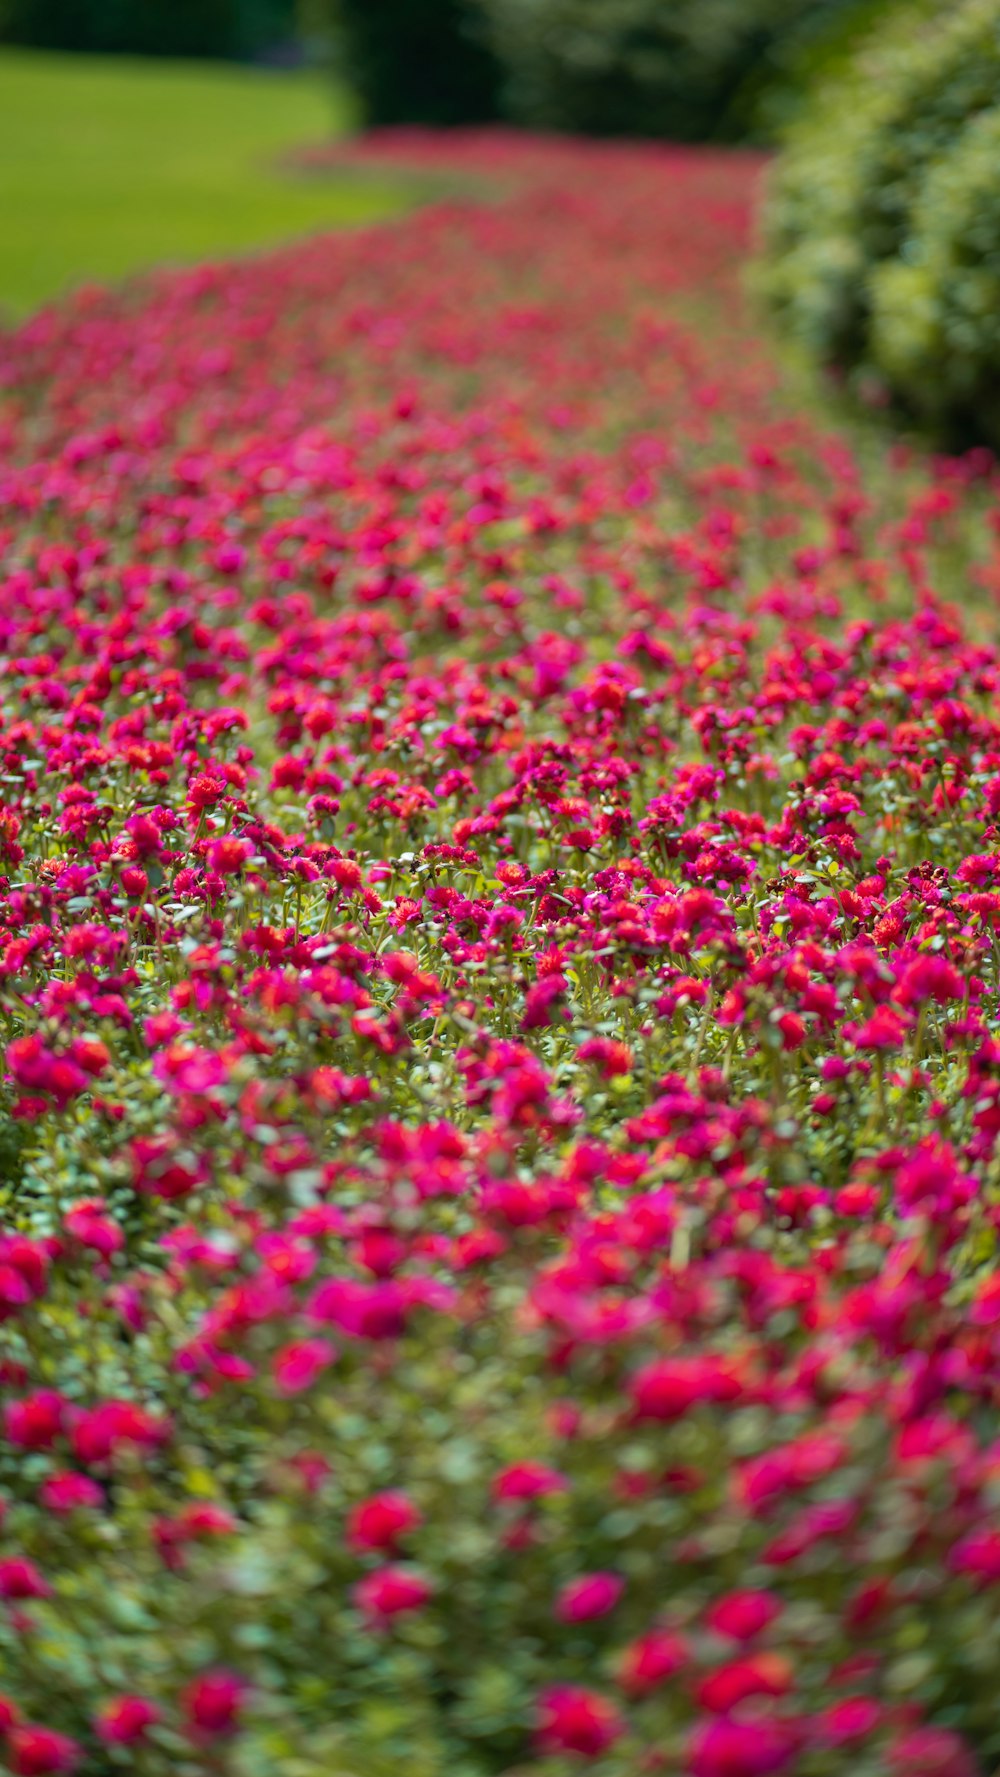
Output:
2,0,891,141
315,0,891,140
0,0,298,60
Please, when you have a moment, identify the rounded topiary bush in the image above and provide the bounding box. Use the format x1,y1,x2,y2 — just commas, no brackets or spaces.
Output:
760,0,1000,444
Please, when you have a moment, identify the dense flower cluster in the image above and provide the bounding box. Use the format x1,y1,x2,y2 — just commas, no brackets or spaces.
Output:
1,130,1000,1774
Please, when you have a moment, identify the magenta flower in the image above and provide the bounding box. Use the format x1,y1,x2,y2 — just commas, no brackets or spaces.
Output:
554,1571,624,1622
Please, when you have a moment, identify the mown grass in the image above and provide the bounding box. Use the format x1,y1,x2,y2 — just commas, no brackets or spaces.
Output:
0,49,417,319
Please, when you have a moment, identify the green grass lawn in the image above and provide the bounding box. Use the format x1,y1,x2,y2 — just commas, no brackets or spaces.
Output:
0,50,417,320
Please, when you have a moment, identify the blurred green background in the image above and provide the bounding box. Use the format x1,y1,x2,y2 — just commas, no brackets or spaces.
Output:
4,0,1000,451
0,49,415,320
0,0,902,323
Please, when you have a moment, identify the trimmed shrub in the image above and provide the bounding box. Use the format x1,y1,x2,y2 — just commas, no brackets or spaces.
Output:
868,106,1000,442
760,0,1000,443
731,0,896,139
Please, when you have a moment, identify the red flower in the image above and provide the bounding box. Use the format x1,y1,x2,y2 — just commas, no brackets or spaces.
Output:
0,1558,50,1600
536,1686,624,1758
688,1715,797,1777
353,1564,433,1623
7,1728,82,1775
3,1391,66,1450
818,1697,882,1745
94,1695,160,1746
491,1461,569,1502
131,1136,207,1201
347,1490,422,1553
696,1653,793,1713
619,1629,689,1695
949,1526,1000,1584
181,1669,247,1741
63,1198,123,1260
39,1472,103,1514
852,1007,909,1050
887,1728,979,1777
629,1355,742,1421
272,1337,336,1395
207,835,253,876
554,1571,624,1622
706,1589,782,1641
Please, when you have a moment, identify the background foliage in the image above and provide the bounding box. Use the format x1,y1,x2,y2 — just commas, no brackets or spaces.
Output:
0,0,298,59
470,0,886,142
324,0,501,128
760,0,1000,446
0,0,917,143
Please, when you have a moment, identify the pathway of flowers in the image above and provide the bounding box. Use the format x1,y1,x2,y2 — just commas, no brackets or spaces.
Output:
1,131,1000,1775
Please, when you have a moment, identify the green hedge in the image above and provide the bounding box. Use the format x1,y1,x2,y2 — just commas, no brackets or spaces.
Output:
869,107,1000,441
469,0,892,143
760,0,1000,445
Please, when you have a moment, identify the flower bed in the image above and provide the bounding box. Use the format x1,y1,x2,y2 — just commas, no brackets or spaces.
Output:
1,131,1000,1775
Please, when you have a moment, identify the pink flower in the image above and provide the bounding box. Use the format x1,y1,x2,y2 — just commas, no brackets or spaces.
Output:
894,955,964,1006
491,1461,569,1502
949,1526,1000,1584
852,1007,909,1050
7,1728,82,1775
706,1590,782,1641
207,835,253,876
348,1490,422,1553
5,1037,87,1108
818,1697,882,1746
181,1669,247,1741
971,1272,1000,1325
131,1136,207,1201
554,1571,624,1623
0,1558,50,1600
629,1355,742,1421
696,1654,793,1713
619,1629,689,1695
887,1728,979,1777
94,1695,160,1746
63,1198,123,1260
689,1715,797,1777
39,1472,103,1514
213,541,245,575
354,1564,433,1622
3,1391,66,1450
536,1685,624,1758
272,1337,336,1395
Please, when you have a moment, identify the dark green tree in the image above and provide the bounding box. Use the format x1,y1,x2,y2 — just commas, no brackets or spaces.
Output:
324,0,501,127
0,0,297,59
